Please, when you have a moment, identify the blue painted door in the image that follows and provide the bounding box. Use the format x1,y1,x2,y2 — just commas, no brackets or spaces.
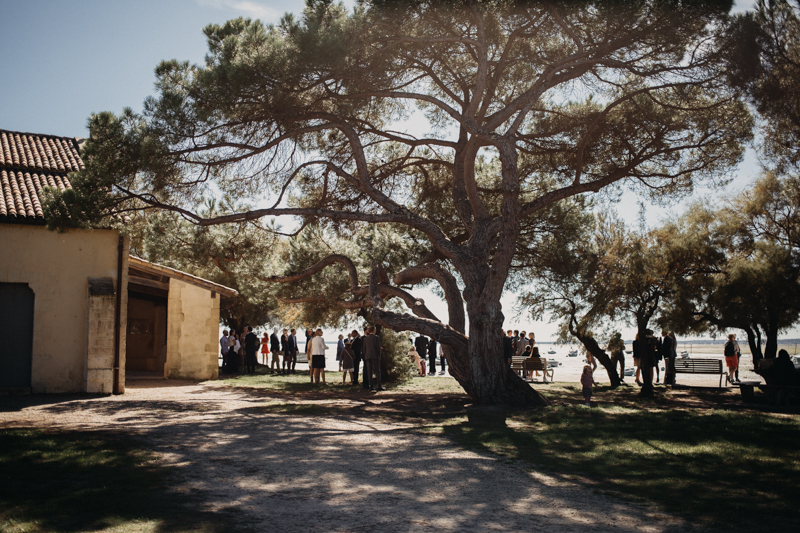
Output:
0,283,34,387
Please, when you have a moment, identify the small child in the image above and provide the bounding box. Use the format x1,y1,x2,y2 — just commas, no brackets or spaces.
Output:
580,364,596,406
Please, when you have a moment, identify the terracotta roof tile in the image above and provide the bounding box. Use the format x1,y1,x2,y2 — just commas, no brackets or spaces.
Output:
0,129,83,223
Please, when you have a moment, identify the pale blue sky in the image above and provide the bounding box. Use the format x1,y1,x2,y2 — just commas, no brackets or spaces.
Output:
0,0,757,137
3,0,780,341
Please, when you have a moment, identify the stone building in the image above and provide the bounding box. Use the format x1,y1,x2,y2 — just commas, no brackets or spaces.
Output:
126,256,237,380
0,128,236,394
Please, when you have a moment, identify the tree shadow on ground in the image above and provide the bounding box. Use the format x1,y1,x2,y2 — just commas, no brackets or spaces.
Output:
0,428,245,532
0,384,676,533
3,380,798,533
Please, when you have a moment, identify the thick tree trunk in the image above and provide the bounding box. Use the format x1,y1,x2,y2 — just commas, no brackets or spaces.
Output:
371,284,548,406
764,320,779,359
457,300,549,406
743,325,764,369
573,334,622,388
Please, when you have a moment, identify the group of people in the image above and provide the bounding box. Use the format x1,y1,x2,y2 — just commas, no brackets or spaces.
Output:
219,326,260,374
627,329,679,386
406,334,444,377
503,330,549,380
338,327,385,391
502,330,538,364
220,325,388,392
301,326,384,389
260,327,300,375
220,326,303,376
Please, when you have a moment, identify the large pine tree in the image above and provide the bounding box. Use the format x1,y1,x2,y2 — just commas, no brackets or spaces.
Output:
48,0,751,405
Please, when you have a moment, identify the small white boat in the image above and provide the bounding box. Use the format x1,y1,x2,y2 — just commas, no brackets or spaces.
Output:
547,350,556,354
547,360,561,368
624,367,635,376
680,351,689,359
568,350,578,357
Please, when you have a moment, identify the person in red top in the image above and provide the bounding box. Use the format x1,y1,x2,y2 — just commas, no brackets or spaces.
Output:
260,333,269,365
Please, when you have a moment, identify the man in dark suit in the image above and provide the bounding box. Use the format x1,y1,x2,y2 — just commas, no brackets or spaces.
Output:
287,328,299,373
659,330,675,385
351,329,363,387
363,326,384,391
415,335,430,374
503,329,514,366
429,337,440,375
280,328,290,374
244,326,259,374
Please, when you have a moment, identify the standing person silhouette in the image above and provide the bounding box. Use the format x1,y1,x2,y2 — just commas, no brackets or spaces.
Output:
244,326,258,374
281,328,291,374
364,326,384,391
429,337,440,375
350,330,363,387
415,334,430,374
269,327,281,374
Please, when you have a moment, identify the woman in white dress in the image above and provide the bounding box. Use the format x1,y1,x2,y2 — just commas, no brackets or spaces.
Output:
310,328,328,384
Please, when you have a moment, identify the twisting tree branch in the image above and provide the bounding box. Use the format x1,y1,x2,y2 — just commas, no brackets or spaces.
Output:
265,254,360,291
369,263,469,349
394,262,466,333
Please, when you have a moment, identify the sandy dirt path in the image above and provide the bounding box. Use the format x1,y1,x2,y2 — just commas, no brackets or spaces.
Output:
1,380,697,533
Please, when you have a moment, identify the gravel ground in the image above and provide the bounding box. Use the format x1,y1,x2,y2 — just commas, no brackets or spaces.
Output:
1,380,699,533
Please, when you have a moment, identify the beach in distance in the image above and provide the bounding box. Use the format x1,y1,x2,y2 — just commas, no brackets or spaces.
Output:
219,328,799,383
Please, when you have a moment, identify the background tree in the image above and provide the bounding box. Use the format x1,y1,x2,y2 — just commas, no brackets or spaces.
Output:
522,213,623,388
728,0,800,172
46,0,751,406
524,212,705,395
140,204,285,331
660,183,800,366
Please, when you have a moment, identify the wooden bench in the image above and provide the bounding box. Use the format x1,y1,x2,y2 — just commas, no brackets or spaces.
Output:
524,357,554,382
511,356,552,382
674,358,725,387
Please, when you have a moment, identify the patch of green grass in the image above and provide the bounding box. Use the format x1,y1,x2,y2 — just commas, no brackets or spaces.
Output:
391,376,466,394
0,429,239,533
213,368,372,394
442,397,800,532
212,368,468,395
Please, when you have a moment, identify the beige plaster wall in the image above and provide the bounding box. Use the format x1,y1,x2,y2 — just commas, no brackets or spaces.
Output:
165,278,220,380
85,293,116,393
0,224,125,393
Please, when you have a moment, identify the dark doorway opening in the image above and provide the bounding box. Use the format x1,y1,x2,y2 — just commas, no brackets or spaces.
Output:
0,283,34,389
126,291,167,378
